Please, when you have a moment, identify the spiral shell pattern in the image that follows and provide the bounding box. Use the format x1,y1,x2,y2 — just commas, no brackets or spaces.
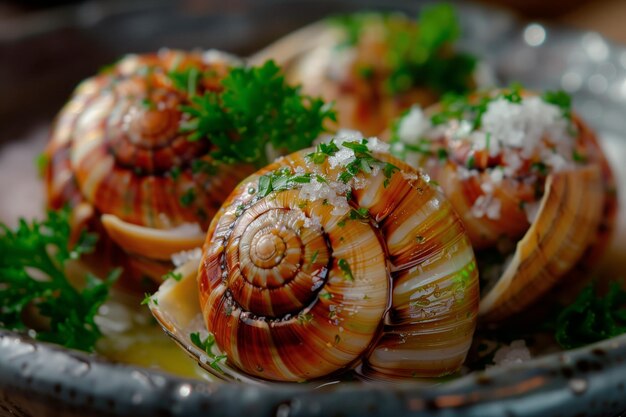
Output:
44,49,252,231
198,138,479,381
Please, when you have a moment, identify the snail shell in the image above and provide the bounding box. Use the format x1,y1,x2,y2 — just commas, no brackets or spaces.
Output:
256,11,475,137
392,90,616,322
196,132,479,382
44,49,254,281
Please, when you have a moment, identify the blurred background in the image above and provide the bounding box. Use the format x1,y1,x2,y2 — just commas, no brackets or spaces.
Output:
1,0,626,227
2,0,626,42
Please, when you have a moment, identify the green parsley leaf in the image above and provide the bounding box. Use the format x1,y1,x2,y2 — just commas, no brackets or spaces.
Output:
256,168,312,198
306,140,340,164
555,282,626,349
180,60,336,167
163,270,183,281
349,208,370,221
35,153,49,179
0,208,119,352
541,90,572,120
337,258,354,281
179,188,196,207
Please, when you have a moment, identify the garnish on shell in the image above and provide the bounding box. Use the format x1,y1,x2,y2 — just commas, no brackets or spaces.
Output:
391,87,617,322
152,132,480,382
43,50,335,284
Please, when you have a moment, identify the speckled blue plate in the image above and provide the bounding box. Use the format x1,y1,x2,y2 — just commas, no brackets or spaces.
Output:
1,1,626,416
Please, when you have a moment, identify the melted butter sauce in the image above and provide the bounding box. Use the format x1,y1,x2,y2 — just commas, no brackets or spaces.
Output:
94,290,216,382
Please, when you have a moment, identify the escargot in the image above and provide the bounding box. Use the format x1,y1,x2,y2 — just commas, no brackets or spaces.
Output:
257,4,476,137
44,50,334,284
44,49,249,282
390,87,617,322
152,131,480,382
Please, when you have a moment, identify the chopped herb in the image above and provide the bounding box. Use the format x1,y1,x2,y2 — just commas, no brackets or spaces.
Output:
191,159,218,175
140,293,153,305
306,140,340,164
345,189,353,202
437,148,448,161
531,161,549,176
338,139,399,186
191,331,216,353
320,292,333,300
501,82,523,103
168,66,201,97
337,219,346,228
179,188,197,207
415,235,425,243
35,153,49,179
358,66,375,79
163,270,183,281
383,162,400,187
141,97,156,110
180,60,336,167
555,282,626,349
0,208,119,352
337,258,354,281
334,334,341,345
297,312,314,325
310,250,319,264
209,354,227,371
466,154,475,169
256,167,313,198
169,166,181,180
484,132,491,153
322,199,330,206
190,331,226,372
573,150,587,163
541,90,572,120
349,207,370,221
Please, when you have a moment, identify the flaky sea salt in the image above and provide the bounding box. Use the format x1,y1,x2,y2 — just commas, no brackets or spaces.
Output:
171,247,203,267
298,177,350,217
492,340,532,366
480,96,571,158
397,106,430,144
471,194,501,220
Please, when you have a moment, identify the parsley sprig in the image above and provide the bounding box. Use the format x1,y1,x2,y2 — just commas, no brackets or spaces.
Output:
257,167,320,198
0,209,119,352
555,282,626,349
338,140,400,187
179,60,336,167
332,4,476,95
190,332,227,372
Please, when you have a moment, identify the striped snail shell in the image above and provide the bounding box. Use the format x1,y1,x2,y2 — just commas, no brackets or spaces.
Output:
197,131,479,382
392,88,617,322
44,49,254,281
260,7,475,137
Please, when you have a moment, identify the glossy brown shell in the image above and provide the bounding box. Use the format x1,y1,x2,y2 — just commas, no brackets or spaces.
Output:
43,50,255,282
197,144,480,382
